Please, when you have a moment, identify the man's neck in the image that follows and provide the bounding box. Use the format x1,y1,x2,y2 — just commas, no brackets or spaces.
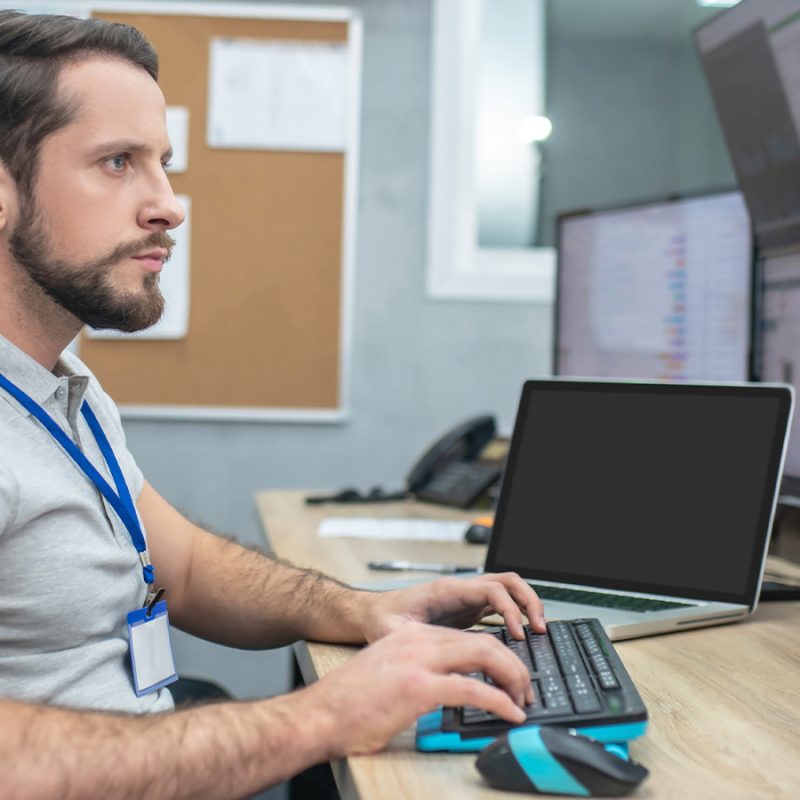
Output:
0,270,81,371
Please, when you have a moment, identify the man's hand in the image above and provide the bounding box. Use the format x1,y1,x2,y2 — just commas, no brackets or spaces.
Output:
359,572,545,643
305,621,533,758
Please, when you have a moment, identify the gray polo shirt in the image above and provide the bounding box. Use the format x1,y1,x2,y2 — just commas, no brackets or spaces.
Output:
0,334,173,714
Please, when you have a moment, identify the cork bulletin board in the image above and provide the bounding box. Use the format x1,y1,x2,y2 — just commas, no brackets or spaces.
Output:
78,3,361,421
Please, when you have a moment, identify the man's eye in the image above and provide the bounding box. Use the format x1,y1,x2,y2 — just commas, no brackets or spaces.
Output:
107,154,129,171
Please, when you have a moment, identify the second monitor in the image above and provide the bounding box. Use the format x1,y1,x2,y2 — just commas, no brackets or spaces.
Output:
554,190,753,382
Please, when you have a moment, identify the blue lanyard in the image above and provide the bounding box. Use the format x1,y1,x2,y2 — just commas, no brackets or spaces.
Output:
0,372,154,590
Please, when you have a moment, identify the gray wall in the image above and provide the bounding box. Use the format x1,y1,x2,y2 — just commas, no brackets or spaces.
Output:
121,0,736,708
537,27,736,245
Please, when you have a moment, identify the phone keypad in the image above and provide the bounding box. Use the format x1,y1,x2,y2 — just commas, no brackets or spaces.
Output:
415,461,501,508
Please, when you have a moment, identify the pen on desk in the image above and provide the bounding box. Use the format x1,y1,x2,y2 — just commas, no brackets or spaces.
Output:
368,560,479,574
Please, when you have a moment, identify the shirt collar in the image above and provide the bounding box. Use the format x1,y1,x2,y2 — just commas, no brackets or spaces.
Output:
0,334,88,414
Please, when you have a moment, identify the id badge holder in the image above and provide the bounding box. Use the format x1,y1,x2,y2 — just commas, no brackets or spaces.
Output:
127,600,179,697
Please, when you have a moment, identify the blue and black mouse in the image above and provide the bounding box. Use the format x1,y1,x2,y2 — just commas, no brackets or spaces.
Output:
475,726,649,796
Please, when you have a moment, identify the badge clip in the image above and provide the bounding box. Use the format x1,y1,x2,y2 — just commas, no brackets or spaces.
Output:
146,587,165,617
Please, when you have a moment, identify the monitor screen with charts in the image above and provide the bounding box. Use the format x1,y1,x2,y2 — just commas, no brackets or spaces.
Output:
695,0,800,251
756,247,800,496
554,191,752,382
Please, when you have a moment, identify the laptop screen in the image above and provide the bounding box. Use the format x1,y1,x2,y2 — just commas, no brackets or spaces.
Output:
486,381,793,606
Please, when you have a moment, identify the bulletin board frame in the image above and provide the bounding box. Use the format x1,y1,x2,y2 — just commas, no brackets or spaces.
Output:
73,1,362,423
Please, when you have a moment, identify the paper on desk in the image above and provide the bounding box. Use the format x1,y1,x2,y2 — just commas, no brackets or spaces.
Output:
318,518,469,542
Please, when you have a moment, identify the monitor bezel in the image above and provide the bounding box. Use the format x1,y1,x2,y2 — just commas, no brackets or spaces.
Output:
752,242,800,493
693,1,800,252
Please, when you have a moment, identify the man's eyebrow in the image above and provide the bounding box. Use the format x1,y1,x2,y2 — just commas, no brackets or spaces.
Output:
88,140,174,161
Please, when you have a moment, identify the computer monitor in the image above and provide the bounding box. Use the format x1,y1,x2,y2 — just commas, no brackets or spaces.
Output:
695,0,800,251
554,191,753,382
755,247,800,497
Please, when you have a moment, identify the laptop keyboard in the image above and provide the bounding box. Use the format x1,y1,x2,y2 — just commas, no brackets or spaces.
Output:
461,620,634,726
530,583,693,612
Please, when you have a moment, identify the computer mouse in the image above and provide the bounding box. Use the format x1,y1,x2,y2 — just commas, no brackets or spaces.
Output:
475,725,648,796
464,523,492,544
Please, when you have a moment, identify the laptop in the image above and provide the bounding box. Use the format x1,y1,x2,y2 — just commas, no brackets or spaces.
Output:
485,379,794,641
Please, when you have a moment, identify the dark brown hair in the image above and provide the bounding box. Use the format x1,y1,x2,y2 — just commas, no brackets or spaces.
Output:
0,10,158,196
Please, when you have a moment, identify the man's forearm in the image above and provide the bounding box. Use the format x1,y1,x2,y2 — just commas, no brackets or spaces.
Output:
1,689,334,800
172,529,370,647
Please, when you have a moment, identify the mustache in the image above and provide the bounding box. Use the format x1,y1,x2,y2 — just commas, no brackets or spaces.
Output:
97,231,176,270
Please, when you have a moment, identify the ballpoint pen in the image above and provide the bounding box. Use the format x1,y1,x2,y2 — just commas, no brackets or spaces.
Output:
367,560,480,574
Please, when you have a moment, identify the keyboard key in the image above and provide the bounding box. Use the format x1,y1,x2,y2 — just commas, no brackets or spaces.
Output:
529,633,560,675
591,653,610,672
540,674,567,696
576,623,594,640
521,681,550,719
598,671,620,690
549,623,590,681
542,691,572,712
571,690,602,714
564,673,600,713
565,673,590,694
507,638,534,673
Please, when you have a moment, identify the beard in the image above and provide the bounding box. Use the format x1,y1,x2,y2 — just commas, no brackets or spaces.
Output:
9,197,175,333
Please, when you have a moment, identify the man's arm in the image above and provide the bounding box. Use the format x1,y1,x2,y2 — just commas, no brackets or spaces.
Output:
2,621,532,799
141,482,545,649
0,690,328,800
141,481,372,646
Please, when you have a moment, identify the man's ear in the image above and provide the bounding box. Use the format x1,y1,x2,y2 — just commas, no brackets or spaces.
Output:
0,161,19,234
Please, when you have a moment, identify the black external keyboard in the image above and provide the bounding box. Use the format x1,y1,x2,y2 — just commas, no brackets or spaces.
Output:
529,583,693,612
443,618,648,738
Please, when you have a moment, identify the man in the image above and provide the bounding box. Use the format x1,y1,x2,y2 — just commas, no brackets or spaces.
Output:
0,11,544,798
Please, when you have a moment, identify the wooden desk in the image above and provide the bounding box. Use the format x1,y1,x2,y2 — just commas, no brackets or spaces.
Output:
256,490,800,800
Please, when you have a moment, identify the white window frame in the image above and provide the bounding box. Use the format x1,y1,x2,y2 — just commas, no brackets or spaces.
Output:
426,0,555,303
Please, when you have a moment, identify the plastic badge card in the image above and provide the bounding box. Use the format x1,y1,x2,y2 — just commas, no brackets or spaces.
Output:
127,600,178,697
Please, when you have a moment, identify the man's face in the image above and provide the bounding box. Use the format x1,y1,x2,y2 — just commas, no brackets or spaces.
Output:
8,55,185,332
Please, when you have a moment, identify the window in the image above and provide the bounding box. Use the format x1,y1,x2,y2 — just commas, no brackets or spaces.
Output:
427,0,555,302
